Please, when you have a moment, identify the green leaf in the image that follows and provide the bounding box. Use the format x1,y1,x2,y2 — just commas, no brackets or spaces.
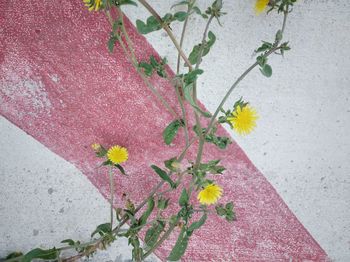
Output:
256,55,267,67
5,252,23,260
22,248,58,262
188,31,216,65
157,197,170,210
144,221,165,249
115,164,126,175
91,223,112,238
61,239,75,246
102,159,112,166
187,213,207,234
139,62,153,76
164,157,180,172
151,165,175,188
118,0,138,6
183,69,204,85
179,188,189,207
108,35,118,53
215,202,236,221
260,64,272,77
275,29,283,42
206,135,232,150
174,11,188,22
255,41,273,53
183,84,211,117
136,20,149,34
215,204,226,216
136,16,161,35
138,197,155,227
171,0,189,9
163,120,182,145
167,227,189,261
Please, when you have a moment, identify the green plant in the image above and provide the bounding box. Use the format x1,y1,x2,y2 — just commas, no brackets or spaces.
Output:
3,0,297,261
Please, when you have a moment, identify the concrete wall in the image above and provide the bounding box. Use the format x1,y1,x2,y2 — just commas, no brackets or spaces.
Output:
122,0,350,260
1,0,349,261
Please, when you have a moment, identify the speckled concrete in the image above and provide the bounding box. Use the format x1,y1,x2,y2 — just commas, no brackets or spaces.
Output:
0,0,349,261
122,1,350,261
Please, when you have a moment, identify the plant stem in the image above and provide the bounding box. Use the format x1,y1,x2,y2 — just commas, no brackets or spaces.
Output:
137,0,193,71
205,11,289,135
108,167,114,230
193,15,214,168
143,216,180,259
174,81,190,147
106,10,179,119
176,4,191,74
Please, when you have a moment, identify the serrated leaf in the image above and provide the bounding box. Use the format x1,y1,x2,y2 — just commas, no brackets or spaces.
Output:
108,35,118,53
144,221,165,249
139,62,153,76
157,197,170,210
260,64,272,77
5,252,23,260
91,223,112,238
167,227,189,261
179,188,189,207
151,165,175,188
187,213,207,234
183,69,203,85
22,248,58,262
255,41,272,53
136,16,161,35
164,157,180,172
163,120,182,145
188,31,216,65
174,11,188,22
138,197,155,227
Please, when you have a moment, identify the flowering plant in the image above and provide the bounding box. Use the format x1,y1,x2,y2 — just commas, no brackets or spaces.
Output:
3,0,297,261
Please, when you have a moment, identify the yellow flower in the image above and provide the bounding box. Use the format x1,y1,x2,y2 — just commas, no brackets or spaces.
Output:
83,0,102,11
197,184,223,205
255,0,269,15
91,143,101,151
107,145,128,164
227,105,258,135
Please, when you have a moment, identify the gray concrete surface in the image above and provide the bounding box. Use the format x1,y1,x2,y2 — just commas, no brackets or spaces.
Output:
0,117,160,261
1,0,350,261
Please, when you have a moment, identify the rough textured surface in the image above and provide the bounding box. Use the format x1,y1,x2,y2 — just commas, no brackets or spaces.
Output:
0,0,346,261
0,116,159,262
122,1,350,261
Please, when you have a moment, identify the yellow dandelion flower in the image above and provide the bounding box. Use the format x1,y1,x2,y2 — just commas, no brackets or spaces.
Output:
107,145,128,164
255,0,269,15
197,184,223,205
83,0,102,12
227,105,258,135
91,143,101,151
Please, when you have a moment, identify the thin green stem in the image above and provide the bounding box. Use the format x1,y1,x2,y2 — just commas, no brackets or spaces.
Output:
108,167,114,230
143,216,180,259
174,82,190,147
176,4,191,74
137,0,193,71
206,11,289,135
193,15,214,168
106,10,179,119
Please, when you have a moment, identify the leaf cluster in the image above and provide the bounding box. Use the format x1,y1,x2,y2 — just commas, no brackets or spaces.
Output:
139,56,168,78
215,202,236,221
